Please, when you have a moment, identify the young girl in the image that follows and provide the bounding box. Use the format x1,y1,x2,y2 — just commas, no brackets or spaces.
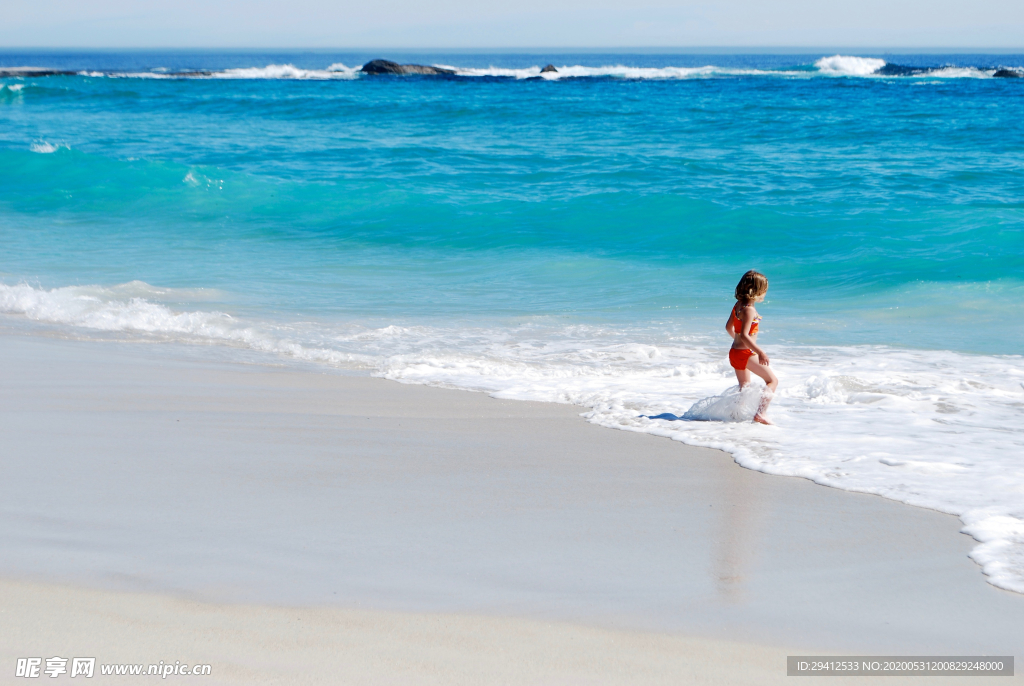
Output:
725,270,778,424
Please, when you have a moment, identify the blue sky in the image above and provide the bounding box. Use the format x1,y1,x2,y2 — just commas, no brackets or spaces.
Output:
4,0,1023,48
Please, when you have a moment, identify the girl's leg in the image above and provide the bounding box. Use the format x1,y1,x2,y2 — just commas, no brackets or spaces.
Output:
734,367,751,388
744,358,778,424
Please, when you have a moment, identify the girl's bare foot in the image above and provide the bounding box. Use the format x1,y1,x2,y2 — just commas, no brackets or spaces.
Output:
753,413,773,425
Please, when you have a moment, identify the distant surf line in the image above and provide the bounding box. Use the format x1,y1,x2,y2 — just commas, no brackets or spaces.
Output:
1,56,1022,81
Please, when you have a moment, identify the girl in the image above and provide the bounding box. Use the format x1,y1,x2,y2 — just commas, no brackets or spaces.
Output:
725,270,778,424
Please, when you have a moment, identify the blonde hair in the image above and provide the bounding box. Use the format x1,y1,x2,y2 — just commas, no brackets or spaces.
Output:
735,270,768,304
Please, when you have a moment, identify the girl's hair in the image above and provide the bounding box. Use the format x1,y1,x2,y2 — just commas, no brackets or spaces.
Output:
735,270,768,303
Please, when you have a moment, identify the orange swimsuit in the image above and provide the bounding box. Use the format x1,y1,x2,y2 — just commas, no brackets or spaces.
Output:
729,304,761,370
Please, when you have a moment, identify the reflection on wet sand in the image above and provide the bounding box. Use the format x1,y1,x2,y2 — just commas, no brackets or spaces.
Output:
714,459,764,602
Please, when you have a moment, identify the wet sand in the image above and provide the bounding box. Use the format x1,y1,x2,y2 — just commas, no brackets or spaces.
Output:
1,332,1022,683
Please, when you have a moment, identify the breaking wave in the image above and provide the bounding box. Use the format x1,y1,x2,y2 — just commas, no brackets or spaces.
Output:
29,141,68,153
814,55,887,76
76,63,362,80
814,55,1007,78
4,57,1017,82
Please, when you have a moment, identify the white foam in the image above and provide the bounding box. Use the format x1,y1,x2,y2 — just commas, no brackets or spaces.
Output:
2,83,24,92
212,63,360,80
915,66,993,79
29,141,67,154
55,60,1009,82
182,170,223,190
394,61,1003,81
88,64,362,80
3,280,1023,593
104,71,173,79
682,384,768,422
815,55,886,76
0,282,370,366
444,64,798,80
52,63,795,82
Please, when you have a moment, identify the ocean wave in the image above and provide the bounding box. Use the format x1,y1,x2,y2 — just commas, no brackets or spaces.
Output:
913,66,994,79
7,58,1014,81
815,55,1007,79
3,279,1024,594
212,63,361,80
80,63,362,80
445,60,1007,80
441,64,799,80
72,62,796,81
29,140,68,153
814,55,887,76
0,281,370,366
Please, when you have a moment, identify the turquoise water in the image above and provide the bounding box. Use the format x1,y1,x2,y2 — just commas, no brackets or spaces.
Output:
2,52,1023,351
2,52,1024,593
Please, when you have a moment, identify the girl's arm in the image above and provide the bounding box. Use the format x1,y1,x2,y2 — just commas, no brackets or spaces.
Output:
725,313,737,340
736,307,770,366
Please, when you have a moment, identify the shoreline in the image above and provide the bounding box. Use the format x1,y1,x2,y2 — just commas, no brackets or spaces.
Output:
2,330,1023,680
7,281,1022,596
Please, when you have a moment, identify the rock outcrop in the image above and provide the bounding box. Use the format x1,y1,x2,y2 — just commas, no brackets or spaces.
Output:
993,69,1022,78
540,64,558,74
875,64,926,76
361,60,455,76
0,68,77,77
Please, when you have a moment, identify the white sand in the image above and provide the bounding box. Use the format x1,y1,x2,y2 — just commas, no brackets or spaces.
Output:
0,578,802,685
1,331,1023,682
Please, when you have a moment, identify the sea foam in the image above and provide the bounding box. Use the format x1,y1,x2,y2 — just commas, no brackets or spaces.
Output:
0,282,368,366
915,66,994,79
53,59,1012,81
213,63,361,80
88,63,362,80
29,141,67,153
442,64,788,80
814,55,887,76
2,279,1023,594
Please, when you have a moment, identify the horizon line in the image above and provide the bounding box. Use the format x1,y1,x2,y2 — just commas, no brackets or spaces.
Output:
2,46,1023,54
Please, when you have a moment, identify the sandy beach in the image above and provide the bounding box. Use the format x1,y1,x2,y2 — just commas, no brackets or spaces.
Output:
2,578,799,685
2,330,1023,684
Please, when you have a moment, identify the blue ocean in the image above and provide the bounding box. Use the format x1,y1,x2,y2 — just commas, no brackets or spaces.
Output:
2,51,1023,591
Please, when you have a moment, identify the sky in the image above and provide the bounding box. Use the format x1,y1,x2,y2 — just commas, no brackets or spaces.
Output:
3,0,1023,48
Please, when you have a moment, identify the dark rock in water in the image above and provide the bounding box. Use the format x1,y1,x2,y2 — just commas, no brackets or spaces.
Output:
361,60,405,74
540,64,558,74
993,69,1022,78
875,63,928,77
0,67,78,77
0,67,216,78
361,59,455,76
